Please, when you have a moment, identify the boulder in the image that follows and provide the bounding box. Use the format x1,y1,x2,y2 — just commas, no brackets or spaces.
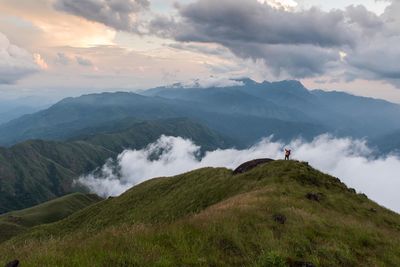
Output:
233,159,274,175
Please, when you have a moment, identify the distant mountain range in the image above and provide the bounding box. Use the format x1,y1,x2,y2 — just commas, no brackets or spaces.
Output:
0,96,54,125
1,79,400,150
0,118,229,214
371,129,400,155
144,79,400,140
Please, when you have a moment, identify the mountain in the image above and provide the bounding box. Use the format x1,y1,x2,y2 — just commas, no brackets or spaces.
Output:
0,82,330,147
370,129,400,155
0,193,101,243
0,89,327,147
0,92,188,145
0,96,54,125
1,160,399,266
1,79,399,151
0,118,229,214
311,90,400,137
145,79,400,139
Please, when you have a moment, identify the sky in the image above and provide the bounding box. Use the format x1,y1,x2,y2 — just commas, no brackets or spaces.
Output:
1,0,400,103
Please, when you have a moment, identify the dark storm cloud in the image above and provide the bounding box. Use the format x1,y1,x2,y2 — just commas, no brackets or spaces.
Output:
150,0,355,48
344,1,400,86
150,0,400,85
150,0,348,78
54,0,150,33
174,0,354,47
228,43,340,78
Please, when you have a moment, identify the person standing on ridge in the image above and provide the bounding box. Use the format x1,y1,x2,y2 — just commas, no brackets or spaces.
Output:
284,148,291,160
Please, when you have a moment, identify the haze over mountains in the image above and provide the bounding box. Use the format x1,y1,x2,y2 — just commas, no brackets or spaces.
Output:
0,97,54,125
0,79,400,152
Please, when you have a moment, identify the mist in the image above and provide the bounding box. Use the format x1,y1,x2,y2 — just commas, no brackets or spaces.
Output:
78,135,400,213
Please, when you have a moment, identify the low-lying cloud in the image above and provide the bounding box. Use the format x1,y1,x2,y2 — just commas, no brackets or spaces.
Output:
78,135,400,213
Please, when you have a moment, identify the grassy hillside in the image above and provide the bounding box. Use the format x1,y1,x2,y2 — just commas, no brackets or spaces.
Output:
0,118,230,214
1,160,399,266
0,193,101,243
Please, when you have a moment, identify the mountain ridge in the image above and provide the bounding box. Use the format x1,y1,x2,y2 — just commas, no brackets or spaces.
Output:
1,79,400,150
0,118,229,214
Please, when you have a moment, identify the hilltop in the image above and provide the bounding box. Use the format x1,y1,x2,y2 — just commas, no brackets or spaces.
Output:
1,160,399,266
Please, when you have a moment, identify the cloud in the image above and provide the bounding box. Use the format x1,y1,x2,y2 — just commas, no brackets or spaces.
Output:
171,77,244,88
0,0,117,48
149,0,400,84
33,53,48,70
343,2,400,86
55,52,70,65
76,56,93,67
78,135,400,214
149,0,352,79
54,0,150,33
0,32,40,84
176,0,354,47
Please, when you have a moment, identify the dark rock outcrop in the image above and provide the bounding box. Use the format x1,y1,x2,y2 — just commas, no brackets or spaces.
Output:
233,158,274,175
5,260,19,267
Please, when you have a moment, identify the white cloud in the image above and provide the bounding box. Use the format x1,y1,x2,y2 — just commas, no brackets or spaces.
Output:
33,53,48,70
78,135,400,213
258,0,298,10
0,32,40,84
173,77,244,88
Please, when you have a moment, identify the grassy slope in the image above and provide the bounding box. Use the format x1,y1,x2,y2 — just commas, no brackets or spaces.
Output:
1,160,399,266
0,118,229,214
0,193,102,243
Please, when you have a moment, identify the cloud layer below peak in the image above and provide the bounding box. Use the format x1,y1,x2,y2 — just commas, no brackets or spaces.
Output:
78,135,400,214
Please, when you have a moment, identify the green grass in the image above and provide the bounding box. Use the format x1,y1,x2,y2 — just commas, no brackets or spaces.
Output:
0,118,230,214
1,160,400,266
0,193,102,243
